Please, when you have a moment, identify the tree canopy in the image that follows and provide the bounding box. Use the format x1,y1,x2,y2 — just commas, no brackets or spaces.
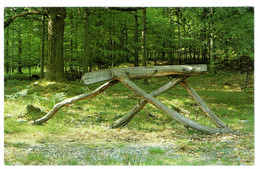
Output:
4,7,254,81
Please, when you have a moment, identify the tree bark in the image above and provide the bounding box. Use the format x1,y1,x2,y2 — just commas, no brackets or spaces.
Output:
134,10,139,67
141,8,147,68
4,28,9,73
17,28,23,74
111,76,187,128
82,64,207,85
209,7,215,74
45,7,66,82
177,8,182,64
142,8,148,84
83,8,90,73
32,80,119,125
40,15,45,78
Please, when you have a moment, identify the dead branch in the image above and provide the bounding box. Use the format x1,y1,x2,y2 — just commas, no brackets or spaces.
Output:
32,80,118,125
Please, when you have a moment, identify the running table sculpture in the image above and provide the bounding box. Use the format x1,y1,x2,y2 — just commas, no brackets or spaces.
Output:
32,64,233,134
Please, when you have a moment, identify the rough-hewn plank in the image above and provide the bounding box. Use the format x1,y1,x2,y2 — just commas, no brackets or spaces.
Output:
113,64,207,79
111,76,187,128
82,64,207,85
82,69,112,85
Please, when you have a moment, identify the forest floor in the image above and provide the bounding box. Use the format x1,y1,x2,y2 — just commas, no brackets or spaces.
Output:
4,71,254,165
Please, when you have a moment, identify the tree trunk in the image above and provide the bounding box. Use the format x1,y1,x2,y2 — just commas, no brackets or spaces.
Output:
177,8,182,64
5,28,10,73
134,10,139,67
141,8,147,67
17,29,23,74
142,8,148,84
11,29,15,73
83,8,91,73
45,7,66,82
40,15,45,78
209,7,215,74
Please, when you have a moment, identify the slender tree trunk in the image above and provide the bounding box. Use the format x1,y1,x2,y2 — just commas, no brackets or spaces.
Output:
177,8,181,64
134,10,139,67
83,8,90,73
11,29,14,73
17,29,23,74
209,7,215,74
142,8,148,84
169,36,174,65
28,30,32,77
40,15,45,78
45,7,66,82
141,8,147,68
5,28,9,73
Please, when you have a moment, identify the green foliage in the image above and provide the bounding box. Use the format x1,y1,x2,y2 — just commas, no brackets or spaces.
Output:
4,7,254,79
4,119,26,134
23,153,49,165
148,147,166,154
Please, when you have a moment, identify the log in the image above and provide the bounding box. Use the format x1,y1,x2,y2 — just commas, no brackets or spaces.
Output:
82,64,207,85
180,80,229,128
118,77,233,134
32,80,119,125
111,76,187,128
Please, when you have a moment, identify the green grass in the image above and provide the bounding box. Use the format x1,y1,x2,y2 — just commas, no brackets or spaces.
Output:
148,147,166,154
20,153,49,165
4,71,254,165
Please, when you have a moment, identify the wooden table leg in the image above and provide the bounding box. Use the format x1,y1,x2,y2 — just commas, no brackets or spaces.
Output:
118,77,233,134
111,76,187,128
180,80,228,128
33,80,119,125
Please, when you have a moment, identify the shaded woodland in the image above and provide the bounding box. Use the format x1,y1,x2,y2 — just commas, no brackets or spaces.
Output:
4,7,254,85
4,7,255,166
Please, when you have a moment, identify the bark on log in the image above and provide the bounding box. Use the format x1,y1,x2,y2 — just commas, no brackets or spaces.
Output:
118,77,233,134
82,64,207,85
32,80,119,125
111,76,187,128
180,80,229,128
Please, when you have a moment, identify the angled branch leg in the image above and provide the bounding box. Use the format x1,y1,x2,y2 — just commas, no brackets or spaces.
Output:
119,77,233,134
180,80,229,129
111,76,187,128
32,80,119,125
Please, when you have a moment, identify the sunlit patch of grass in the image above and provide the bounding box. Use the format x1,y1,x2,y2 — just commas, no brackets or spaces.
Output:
43,119,70,135
20,153,49,165
4,141,29,148
4,119,26,134
148,147,166,154
11,142,29,148
57,158,79,165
